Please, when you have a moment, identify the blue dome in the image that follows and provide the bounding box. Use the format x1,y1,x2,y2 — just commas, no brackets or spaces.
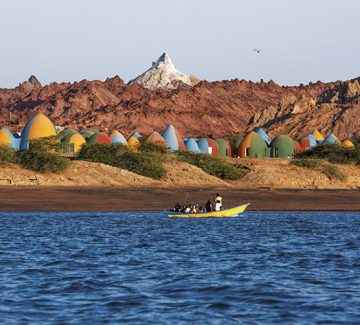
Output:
322,134,337,144
256,128,271,146
185,138,201,153
130,131,142,139
306,134,318,147
197,138,209,153
112,133,127,145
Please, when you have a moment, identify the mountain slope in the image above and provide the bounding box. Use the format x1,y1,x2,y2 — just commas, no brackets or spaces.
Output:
0,74,334,137
129,53,199,90
245,78,360,139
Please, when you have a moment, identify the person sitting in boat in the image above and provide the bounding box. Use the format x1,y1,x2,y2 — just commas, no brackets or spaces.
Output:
215,193,223,209
205,200,213,212
185,205,191,213
198,206,204,213
214,200,222,212
191,205,198,213
173,202,181,212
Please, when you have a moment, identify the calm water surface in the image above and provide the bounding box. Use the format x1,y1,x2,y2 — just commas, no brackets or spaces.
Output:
0,211,359,324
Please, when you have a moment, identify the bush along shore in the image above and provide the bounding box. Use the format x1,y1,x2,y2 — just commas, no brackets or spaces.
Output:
1,138,359,184
291,144,360,180
0,137,248,180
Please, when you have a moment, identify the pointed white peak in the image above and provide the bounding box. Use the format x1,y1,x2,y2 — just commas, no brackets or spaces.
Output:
152,52,174,69
129,53,199,90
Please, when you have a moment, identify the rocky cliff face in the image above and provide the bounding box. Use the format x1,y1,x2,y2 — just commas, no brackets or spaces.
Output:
246,78,360,139
129,53,199,90
0,73,334,137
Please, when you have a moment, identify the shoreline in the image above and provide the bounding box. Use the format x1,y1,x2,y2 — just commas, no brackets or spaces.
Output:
0,186,359,212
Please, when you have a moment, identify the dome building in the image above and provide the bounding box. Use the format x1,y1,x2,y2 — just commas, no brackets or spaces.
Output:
322,134,339,145
270,135,295,158
111,130,127,145
311,129,325,142
238,132,268,158
87,132,111,144
127,136,141,150
185,138,201,153
342,140,355,148
306,134,318,147
161,124,185,151
0,127,19,149
216,139,232,158
145,131,167,148
256,128,271,146
20,113,57,150
61,132,86,154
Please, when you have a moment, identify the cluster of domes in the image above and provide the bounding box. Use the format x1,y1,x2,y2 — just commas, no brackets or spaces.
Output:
0,113,356,159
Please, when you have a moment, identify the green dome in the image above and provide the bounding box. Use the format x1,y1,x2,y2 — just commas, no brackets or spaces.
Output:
270,135,295,158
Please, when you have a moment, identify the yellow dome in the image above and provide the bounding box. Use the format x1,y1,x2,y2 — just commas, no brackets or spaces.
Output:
69,133,86,153
342,140,355,148
27,113,57,141
312,129,324,141
0,128,12,145
127,136,140,151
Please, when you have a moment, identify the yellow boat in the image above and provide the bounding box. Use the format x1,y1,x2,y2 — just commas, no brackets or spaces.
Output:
168,203,250,218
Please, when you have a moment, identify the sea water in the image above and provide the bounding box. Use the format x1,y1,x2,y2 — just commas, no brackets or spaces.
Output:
0,212,359,324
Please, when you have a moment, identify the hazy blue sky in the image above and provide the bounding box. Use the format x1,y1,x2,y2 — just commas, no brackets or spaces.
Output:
0,0,359,87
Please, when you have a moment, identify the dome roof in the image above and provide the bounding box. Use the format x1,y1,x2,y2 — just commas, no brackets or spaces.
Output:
0,128,13,145
197,138,209,153
62,132,86,153
312,129,324,141
256,128,271,145
127,136,140,149
146,131,167,148
306,134,318,147
161,124,185,151
322,134,338,144
130,131,142,139
20,113,57,150
342,140,355,148
185,138,201,153
271,135,294,147
238,131,268,158
58,129,77,140
216,138,232,157
111,130,127,145
87,132,111,144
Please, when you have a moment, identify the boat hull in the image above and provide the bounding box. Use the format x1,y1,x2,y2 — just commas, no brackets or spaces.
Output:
168,203,250,218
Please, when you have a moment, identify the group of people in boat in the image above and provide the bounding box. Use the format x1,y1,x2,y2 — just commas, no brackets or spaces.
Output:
173,193,223,214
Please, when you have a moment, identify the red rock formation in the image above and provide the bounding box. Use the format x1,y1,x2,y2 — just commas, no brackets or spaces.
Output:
246,78,360,140
0,75,338,137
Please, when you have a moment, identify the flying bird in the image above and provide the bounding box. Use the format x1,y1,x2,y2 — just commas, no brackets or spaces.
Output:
253,49,263,54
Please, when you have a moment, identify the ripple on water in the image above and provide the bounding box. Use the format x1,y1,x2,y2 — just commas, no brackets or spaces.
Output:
0,211,360,324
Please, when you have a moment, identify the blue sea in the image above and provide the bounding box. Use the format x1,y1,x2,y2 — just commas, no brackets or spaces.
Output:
0,211,360,324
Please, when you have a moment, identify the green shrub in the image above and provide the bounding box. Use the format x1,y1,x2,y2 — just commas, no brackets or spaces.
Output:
18,138,70,173
176,151,247,180
291,159,320,169
139,141,167,154
298,144,360,165
291,158,345,180
77,143,166,179
320,164,345,181
0,145,19,165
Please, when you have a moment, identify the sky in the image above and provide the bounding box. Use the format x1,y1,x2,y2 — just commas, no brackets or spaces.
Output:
0,0,359,87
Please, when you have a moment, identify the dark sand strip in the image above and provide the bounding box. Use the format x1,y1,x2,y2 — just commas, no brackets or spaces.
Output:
0,187,359,212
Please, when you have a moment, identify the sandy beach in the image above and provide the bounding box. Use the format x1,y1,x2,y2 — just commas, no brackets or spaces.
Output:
0,186,359,212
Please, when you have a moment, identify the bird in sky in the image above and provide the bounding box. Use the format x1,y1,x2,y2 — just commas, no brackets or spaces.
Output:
253,49,263,54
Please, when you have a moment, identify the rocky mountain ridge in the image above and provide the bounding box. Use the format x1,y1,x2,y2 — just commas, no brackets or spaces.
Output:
246,77,360,139
0,74,336,137
1,52,358,138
